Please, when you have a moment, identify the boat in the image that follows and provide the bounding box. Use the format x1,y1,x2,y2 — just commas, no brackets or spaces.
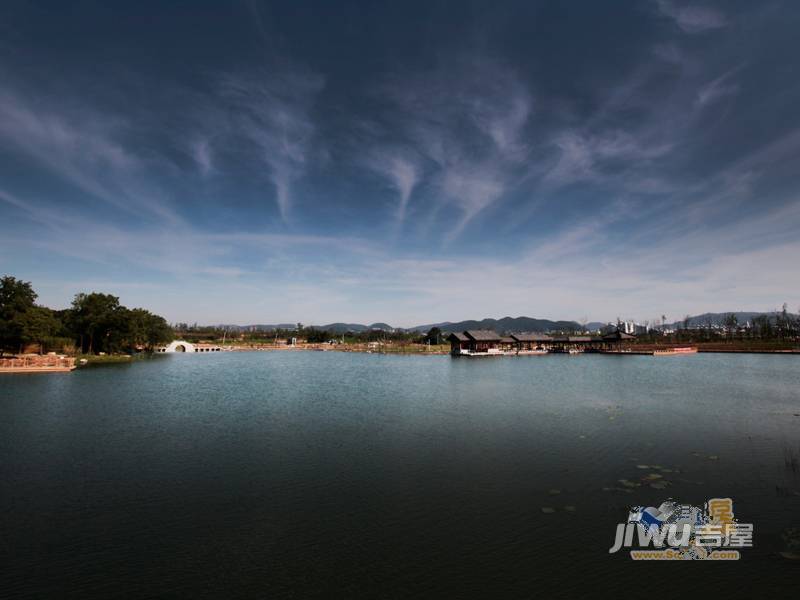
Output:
654,347,698,356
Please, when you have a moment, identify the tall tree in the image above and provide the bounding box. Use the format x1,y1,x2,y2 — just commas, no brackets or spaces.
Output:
724,313,738,338
0,276,38,353
18,306,61,353
70,292,122,354
424,327,442,345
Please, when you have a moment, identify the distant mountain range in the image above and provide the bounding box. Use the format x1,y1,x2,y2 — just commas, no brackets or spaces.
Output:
314,322,394,333
407,316,582,333
217,316,582,333
214,311,797,334
666,311,798,328
217,322,395,333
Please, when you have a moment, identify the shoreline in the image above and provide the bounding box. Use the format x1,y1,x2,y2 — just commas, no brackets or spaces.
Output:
220,344,799,356
3,344,797,373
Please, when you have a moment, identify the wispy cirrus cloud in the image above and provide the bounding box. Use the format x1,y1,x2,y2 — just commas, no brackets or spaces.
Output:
0,90,182,224
655,0,727,33
695,67,742,108
362,149,420,225
367,57,533,238
218,67,325,220
192,138,214,176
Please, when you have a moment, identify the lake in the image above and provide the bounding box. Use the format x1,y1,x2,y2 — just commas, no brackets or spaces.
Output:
2,352,799,597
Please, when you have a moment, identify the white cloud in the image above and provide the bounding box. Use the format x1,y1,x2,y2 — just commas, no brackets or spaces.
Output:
0,91,182,224
370,57,533,237
656,0,727,33
362,148,420,224
544,130,673,186
219,67,325,220
6,178,798,326
696,69,741,108
192,138,213,175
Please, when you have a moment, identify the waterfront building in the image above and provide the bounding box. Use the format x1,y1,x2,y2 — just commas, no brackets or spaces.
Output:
509,333,552,351
447,330,503,356
449,329,637,356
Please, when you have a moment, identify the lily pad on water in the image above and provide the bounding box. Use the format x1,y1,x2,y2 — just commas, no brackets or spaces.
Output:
650,481,669,490
708,455,719,460
564,505,576,512
541,507,556,514
548,489,562,495
779,552,800,561
636,465,650,469
644,473,663,480
618,479,640,488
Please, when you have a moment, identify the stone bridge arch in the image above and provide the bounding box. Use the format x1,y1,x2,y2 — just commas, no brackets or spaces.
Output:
163,340,196,353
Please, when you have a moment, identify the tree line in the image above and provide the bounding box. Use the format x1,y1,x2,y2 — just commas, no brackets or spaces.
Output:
171,322,440,345
0,276,173,355
630,306,800,344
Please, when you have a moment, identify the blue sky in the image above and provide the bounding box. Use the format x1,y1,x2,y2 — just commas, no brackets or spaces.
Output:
1,0,799,326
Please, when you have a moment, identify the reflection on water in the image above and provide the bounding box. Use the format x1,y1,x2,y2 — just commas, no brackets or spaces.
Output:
1,352,799,596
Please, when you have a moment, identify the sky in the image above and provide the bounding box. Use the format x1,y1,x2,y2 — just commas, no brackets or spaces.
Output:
1,0,799,327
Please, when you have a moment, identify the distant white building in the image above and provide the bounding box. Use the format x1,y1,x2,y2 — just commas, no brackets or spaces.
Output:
606,321,648,335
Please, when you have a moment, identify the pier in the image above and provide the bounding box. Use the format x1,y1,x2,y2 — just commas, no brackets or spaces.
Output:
0,355,76,373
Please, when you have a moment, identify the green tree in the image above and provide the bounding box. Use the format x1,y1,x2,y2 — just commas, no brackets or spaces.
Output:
0,276,39,353
724,313,738,338
128,308,173,349
18,306,61,353
424,327,442,345
752,315,771,338
70,292,122,353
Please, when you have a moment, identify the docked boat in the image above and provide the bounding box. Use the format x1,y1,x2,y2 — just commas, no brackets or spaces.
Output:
654,346,698,355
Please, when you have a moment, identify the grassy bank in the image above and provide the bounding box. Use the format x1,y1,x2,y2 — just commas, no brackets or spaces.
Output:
364,343,450,354
77,354,134,366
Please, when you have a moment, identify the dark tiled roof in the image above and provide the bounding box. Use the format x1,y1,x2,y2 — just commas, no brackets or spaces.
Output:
464,329,501,341
448,332,469,342
602,330,636,340
510,333,552,342
568,336,592,342
500,337,515,343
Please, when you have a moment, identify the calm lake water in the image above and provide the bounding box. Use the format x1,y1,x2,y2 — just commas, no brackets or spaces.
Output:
2,352,799,597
